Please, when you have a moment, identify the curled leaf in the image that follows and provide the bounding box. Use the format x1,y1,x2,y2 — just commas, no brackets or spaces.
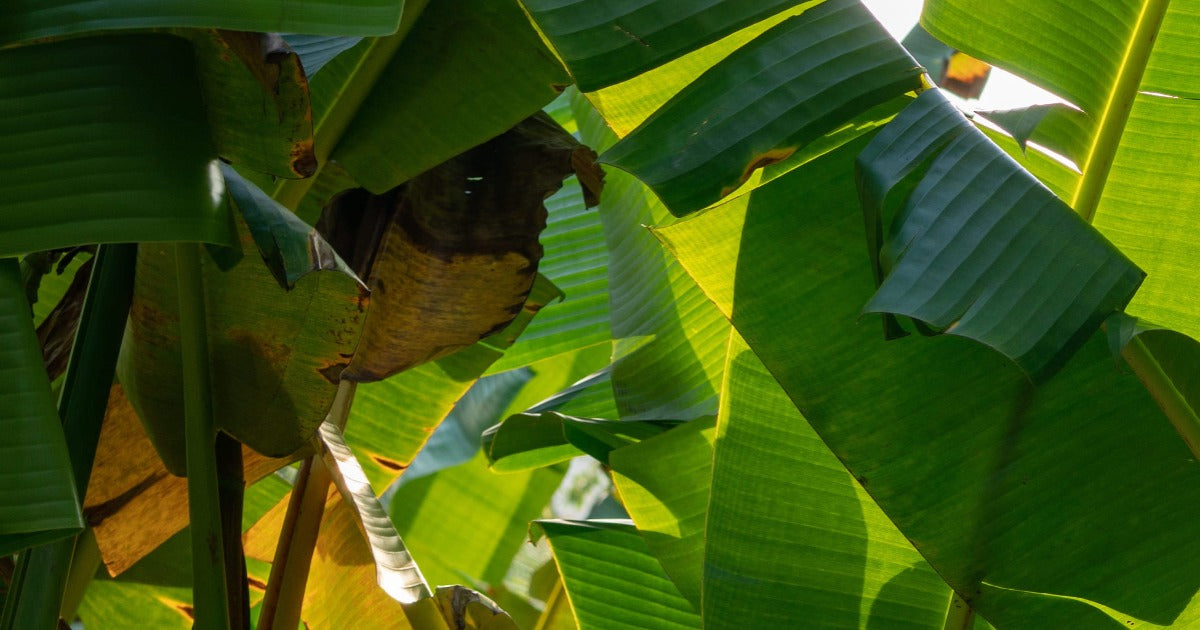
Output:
321,112,603,382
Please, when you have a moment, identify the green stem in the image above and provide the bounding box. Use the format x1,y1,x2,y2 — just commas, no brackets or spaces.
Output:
1070,0,1170,221
176,243,230,630
942,591,975,630
1,244,136,630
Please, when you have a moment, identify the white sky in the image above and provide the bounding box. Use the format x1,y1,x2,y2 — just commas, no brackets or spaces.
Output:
861,0,1068,111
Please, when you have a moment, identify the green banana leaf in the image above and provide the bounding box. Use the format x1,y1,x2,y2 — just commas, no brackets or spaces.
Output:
602,0,925,216
190,31,316,179
571,93,729,422
922,0,1200,344
389,451,561,588
519,0,803,92
857,89,1143,380
270,0,430,211
536,520,701,629
483,412,679,472
0,35,233,257
656,136,1200,628
0,259,82,555
332,0,570,193
0,0,405,47
343,274,564,490
487,179,612,374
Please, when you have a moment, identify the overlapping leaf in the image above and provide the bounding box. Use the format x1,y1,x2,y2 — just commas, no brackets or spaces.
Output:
331,113,601,382
190,31,316,179
520,0,805,92
116,177,365,473
84,385,293,576
332,0,571,193
656,137,1200,628
923,0,1200,344
571,92,729,422
857,89,1143,380
602,0,926,216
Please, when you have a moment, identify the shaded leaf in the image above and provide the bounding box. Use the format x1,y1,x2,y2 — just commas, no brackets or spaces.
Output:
270,0,432,212
521,0,803,92
701,333,948,628
482,412,679,472
36,255,93,380
222,163,349,289
923,0,1200,347
333,0,571,193
117,206,365,473
344,345,502,490
976,104,1089,162
190,31,316,179
607,416,716,608
281,34,363,77
0,35,232,258
602,0,925,216
572,93,730,422
393,369,532,486
0,259,81,554
486,176,612,373
0,0,404,47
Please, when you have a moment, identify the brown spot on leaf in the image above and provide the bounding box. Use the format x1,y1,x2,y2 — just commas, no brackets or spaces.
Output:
371,455,408,472
318,361,350,384
157,597,195,621
247,576,268,591
719,147,798,198
290,138,317,178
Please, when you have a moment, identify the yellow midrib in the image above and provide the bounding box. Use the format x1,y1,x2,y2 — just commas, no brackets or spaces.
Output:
1069,0,1171,223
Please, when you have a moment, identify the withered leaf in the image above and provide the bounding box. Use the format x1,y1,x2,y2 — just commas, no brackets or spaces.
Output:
84,385,296,576
322,112,604,382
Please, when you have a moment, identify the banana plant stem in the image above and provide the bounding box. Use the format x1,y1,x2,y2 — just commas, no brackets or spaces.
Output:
257,379,357,629
176,243,230,630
